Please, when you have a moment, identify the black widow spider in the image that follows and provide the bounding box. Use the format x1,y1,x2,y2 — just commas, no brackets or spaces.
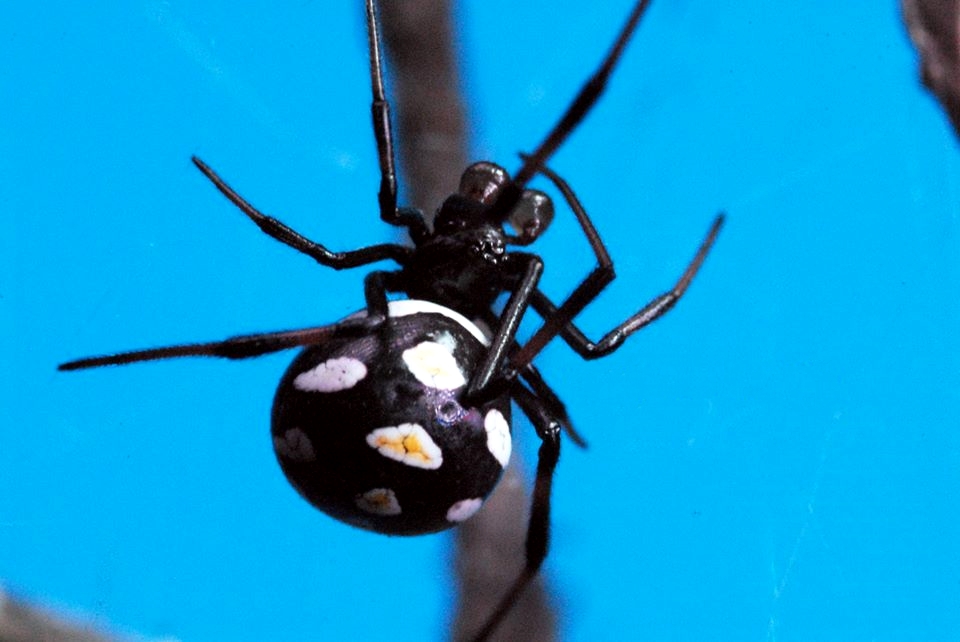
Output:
60,0,724,640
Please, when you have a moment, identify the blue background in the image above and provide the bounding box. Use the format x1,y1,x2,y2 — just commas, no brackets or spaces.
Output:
2,1,958,640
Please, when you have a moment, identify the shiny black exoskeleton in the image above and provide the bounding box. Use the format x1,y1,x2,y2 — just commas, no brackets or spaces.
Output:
59,1,724,640
272,300,511,536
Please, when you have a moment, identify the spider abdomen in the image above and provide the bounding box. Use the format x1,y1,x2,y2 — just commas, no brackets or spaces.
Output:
271,300,512,535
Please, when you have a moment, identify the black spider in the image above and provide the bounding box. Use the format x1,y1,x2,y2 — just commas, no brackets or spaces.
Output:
60,0,724,640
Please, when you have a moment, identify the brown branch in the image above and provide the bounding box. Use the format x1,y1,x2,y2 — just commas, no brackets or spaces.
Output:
378,0,468,218
378,2,557,640
902,0,960,139
0,587,118,642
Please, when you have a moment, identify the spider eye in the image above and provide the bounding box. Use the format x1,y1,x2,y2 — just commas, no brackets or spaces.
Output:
509,189,554,242
459,162,509,205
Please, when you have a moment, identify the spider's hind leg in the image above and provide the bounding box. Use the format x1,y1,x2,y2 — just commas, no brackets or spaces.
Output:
57,319,367,371
57,271,404,372
463,382,562,642
520,363,586,448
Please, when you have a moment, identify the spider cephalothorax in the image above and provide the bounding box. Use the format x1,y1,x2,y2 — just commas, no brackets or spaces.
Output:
400,162,555,319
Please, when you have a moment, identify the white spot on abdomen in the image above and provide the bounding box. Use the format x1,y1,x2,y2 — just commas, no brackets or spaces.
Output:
446,498,483,522
484,410,511,467
356,488,402,515
433,330,458,355
366,423,443,469
402,341,466,390
273,427,316,462
294,356,367,392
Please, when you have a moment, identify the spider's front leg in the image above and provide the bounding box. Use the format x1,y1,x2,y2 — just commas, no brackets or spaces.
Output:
192,157,412,269
522,213,723,366
508,162,724,369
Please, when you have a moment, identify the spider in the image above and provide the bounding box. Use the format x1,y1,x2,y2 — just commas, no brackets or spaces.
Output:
60,0,724,639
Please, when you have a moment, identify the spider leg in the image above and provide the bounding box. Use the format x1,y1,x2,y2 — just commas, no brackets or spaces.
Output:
192,156,412,268
57,320,369,371
364,0,430,242
466,382,562,642
510,160,615,367
475,308,586,448
520,364,586,448
58,271,402,372
465,253,544,401
361,269,409,325
521,153,613,268
488,0,654,220
515,213,725,368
